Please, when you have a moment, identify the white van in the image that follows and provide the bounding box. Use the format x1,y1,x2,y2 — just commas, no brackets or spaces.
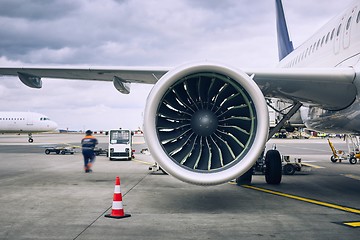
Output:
108,129,133,160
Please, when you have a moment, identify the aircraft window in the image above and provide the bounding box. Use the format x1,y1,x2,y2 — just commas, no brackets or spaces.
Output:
321,36,325,46
357,11,360,23
325,32,330,43
336,24,342,37
330,28,335,40
316,39,321,50
346,16,352,30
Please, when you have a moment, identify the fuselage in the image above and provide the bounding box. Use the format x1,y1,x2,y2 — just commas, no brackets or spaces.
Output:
279,0,360,134
0,112,58,133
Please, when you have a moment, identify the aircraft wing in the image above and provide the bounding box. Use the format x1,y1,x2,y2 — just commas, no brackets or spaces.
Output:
0,65,356,110
248,67,356,110
0,66,169,84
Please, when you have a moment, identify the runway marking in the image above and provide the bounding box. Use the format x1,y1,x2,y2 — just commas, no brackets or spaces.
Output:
242,185,360,215
301,163,325,169
132,159,153,165
343,174,360,181
343,221,360,228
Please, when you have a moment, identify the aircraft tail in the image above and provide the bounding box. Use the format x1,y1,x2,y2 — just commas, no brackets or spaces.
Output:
275,0,294,60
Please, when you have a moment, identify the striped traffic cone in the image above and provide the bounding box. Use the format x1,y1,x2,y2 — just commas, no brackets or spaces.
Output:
105,176,131,219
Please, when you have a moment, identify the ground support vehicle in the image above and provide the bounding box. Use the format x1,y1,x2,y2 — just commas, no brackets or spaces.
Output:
45,146,75,155
328,137,360,164
94,147,108,156
108,129,133,160
282,156,302,175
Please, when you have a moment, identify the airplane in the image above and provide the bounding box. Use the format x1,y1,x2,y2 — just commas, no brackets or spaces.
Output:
0,0,359,186
0,112,58,142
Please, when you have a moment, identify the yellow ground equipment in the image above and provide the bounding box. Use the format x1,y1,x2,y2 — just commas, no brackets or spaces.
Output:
328,137,360,164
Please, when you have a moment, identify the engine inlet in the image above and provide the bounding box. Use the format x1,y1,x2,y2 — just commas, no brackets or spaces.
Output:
156,72,257,172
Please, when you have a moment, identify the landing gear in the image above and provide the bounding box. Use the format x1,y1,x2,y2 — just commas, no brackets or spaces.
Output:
265,150,282,184
236,167,253,185
235,100,301,186
28,133,33,143
235,149,283,185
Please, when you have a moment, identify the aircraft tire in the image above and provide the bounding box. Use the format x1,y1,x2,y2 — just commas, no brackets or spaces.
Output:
265,150,282,184
330,156,338,162
45,149,50,155
28,138,34,143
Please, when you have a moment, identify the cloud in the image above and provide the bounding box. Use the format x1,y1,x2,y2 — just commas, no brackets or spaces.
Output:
0,0,355,130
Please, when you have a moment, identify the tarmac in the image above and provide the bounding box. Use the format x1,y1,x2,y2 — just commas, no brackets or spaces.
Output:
0,133,359,239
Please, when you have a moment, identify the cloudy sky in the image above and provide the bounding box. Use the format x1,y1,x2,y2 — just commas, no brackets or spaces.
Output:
0,0,354,131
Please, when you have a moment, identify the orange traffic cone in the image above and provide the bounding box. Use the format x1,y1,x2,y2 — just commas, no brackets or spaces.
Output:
105,176,131,219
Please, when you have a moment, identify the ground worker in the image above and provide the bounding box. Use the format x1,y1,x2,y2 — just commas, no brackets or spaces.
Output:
81,130,98,173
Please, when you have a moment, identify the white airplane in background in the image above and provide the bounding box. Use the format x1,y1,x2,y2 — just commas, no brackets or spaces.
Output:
0,112,58,142
1,0,360,186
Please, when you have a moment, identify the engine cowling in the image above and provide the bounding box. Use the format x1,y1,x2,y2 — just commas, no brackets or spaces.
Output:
144,62,269,185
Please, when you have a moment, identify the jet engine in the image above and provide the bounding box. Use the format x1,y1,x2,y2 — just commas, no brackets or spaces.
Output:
144,62,269,185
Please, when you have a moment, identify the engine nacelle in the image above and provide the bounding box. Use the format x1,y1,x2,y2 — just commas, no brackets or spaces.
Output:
144,62,269,185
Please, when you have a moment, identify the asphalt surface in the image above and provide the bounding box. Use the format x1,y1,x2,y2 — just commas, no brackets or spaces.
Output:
0,134,359,239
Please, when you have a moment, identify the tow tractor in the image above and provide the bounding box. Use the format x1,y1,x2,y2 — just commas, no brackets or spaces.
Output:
94,147,108,156
45,146,75,155
328,136,360,164
282,155,302,175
